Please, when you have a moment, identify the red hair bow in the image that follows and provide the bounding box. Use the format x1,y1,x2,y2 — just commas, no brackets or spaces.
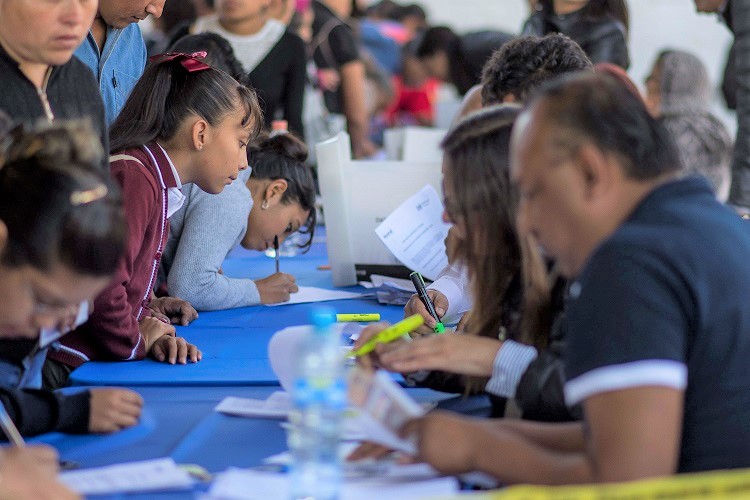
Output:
149,51,211,73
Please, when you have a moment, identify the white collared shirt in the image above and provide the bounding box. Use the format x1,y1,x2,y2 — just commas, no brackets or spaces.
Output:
156,143,186,218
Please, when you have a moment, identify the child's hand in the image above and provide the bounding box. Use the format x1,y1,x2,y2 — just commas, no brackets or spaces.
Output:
255,272,299,304
88,389,143,433
149,297,198,326
0,445,80,499
140,316,176,352
149,335,202,365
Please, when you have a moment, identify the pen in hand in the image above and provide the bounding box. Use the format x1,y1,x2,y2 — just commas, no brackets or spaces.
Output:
274,235,280,274
409,272,445,333
0,400,25,448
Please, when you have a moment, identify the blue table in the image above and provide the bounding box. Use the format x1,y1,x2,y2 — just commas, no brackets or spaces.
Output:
33,386,488,498
70,233,403,387
39,229,490,498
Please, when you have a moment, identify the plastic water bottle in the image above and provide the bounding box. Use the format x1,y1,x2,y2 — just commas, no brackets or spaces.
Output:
288,309,346,500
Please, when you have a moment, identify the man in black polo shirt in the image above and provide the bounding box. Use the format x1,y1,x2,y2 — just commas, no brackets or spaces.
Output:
401,73,750,483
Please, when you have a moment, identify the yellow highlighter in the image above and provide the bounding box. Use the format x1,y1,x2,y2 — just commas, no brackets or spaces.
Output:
350,314,424,358
336,313,380,322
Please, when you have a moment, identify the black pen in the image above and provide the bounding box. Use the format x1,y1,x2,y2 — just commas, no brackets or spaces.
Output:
409,272,445,333
274,235,280,273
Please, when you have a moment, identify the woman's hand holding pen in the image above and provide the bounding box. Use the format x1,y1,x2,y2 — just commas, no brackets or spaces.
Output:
352,322,408,370
404,290,448,336
256,273,299,304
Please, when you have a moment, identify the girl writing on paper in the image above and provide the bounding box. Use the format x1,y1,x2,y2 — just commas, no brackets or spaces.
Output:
159,131,317,310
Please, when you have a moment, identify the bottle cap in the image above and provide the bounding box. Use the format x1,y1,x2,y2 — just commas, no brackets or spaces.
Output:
310,307,336,331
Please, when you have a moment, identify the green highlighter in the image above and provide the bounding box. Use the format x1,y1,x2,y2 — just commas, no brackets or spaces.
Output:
350,314,424,357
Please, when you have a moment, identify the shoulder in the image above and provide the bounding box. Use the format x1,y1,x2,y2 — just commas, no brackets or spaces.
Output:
62,55,98,84
184,176,252,220
110,150,160,195
521,11,545,35
579,16,627,42
280,30,306,50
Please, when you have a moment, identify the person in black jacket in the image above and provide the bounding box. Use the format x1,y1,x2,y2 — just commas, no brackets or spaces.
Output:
522,0,629,69
0,121,143,437
0,0,109,167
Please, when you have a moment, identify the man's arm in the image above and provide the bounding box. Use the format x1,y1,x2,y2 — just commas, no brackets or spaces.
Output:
340,60,375,158
415,386,682,485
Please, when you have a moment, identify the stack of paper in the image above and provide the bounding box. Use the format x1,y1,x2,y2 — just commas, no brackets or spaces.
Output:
359,274,416,306
59,458,193,495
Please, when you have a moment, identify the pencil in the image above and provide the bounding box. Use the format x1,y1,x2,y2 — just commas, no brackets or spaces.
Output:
0,401,24,447
274,235,280,273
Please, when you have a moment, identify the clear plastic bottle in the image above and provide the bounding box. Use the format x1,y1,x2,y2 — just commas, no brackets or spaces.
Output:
288,309,346,500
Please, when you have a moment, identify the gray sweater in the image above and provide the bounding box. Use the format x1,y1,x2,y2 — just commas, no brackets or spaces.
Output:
158,168,260,310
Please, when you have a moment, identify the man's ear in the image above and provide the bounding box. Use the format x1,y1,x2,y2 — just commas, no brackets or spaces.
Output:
574,143,613,202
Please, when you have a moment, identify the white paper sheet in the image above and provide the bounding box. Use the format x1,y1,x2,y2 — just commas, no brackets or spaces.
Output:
59,458,193,495
215,392,293,419
265,286,366,306
206,468,457,500
375,185,450,281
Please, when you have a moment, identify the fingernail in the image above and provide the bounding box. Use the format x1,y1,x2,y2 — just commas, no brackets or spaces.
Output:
436,307,445,317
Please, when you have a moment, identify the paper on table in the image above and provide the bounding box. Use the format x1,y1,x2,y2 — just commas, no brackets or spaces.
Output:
265,286,366,306
59,458,193,495
375,185,450,281
206,468,457,500
215,392,292,419
263,448,443,480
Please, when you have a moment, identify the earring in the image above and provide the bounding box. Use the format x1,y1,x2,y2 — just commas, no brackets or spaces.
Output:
198,144,203,151
261,200,269,210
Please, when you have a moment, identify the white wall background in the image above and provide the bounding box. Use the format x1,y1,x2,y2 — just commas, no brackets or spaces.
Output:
402,0,736,132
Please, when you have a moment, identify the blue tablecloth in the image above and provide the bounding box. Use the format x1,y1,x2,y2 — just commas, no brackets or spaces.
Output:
32,386,488,498
70,233,403,387
37,229,491,498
